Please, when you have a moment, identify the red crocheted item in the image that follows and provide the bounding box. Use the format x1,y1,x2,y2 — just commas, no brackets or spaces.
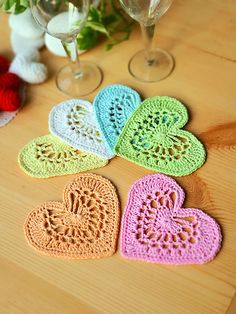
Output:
0,56,9,74
0,89,21,111
0,72,21,89
0,56,22,112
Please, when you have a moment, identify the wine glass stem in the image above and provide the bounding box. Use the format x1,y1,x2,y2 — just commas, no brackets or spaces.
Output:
140,23,156,66
61,38,83,79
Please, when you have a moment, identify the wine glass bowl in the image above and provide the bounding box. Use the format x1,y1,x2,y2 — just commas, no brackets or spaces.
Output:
119,0,174,82
120,0,172,25
31,1,89,40
30,0,102,96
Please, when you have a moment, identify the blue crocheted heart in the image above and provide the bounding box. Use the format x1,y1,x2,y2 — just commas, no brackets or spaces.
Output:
94,84,141,154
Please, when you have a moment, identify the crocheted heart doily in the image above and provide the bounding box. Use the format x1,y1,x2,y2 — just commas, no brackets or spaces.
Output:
121,174,222,264
115,96,206,176
49,99,114,159
18,134,108,178
94,84,141,153
24,173,120,259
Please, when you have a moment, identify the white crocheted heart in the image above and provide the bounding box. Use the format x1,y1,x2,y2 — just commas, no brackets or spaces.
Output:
9,50,48,84
11,31,45,55
9,9,44,39
49,99,114,159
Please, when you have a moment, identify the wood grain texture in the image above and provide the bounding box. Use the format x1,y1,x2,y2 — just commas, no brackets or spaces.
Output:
0,0,236,313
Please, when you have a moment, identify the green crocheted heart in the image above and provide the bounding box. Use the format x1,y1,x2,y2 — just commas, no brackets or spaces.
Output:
115,96,206,176
18,134,108,178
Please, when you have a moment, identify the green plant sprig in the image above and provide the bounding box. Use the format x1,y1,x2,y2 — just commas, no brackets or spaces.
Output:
0,0,133,50
0,0,29,14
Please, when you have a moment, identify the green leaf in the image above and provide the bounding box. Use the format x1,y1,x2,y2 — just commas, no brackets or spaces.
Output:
77,27,100,50
102,13,118,26
86,21,109,37
19,0,28,7
1,0,28,13
0,0,134,50
105,26,132,51
88,5,102,22
2,0,15,11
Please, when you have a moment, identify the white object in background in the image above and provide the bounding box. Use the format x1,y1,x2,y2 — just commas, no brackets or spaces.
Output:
44,0,100,57
11,31,45,55
45,33,67,57
9,49,48,84
17,49,41,62
9,8,44,39
47,12,79,34
45,33,85,57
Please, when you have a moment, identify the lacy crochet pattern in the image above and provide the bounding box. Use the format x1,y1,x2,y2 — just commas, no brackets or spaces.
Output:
115,96,206,176
121,174,222,264
24,173,120,259
18,134,108,178
49,99,114,159
94,84,141,153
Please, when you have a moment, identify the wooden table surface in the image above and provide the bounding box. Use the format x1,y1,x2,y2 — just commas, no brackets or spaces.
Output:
1,1,236,313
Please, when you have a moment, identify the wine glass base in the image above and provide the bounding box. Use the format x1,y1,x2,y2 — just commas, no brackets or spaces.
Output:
128,48,174,82
56,61,103,97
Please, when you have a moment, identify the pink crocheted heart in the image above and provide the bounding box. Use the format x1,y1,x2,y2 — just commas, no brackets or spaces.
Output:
121,174,222,264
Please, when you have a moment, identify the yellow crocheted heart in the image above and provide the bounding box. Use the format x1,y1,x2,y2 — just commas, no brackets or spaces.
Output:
18,134,108,178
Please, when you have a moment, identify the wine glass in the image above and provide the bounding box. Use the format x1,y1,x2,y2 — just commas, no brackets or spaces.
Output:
30,0,102,96
119,0,174,82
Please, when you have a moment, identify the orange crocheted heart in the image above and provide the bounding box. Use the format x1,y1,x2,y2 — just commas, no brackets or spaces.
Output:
24,173,120,259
